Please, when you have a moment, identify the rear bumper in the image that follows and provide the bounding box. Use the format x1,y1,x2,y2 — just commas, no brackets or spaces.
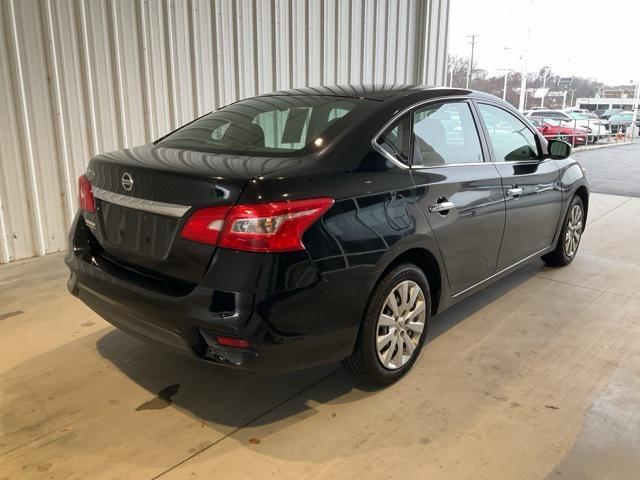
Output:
65,213,377,374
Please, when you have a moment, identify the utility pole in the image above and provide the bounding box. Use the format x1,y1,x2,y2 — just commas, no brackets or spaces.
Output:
503,71,509,100
519,0,534,111
502,47,512,101
466,34,477,89
540,66,549,108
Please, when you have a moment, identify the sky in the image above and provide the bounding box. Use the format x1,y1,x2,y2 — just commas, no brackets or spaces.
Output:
448,0,640,86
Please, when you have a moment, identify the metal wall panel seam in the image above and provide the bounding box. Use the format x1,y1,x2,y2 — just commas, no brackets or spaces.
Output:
78,0,100,155
431,0,442,84
230,0,241,100
110,0,130,147
0,193,9,263
268,0,277,92
43,0,74,223
345,0,352,84
392,2,400,83
164,0,178,129
420,0,431,84
188,0,201,115
250,0,260,97
209,0,221,108
441,0,450,85
7,0,46,256
137,0,156,139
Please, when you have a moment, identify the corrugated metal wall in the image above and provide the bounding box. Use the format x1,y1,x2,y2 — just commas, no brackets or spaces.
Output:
0,0,449,263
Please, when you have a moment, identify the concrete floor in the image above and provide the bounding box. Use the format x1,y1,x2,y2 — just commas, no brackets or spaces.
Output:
2,192,640,480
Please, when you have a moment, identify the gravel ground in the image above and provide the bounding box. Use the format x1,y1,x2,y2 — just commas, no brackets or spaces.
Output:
574,142,640,197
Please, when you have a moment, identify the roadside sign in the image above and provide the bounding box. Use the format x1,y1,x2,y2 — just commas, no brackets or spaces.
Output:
558,77,573,88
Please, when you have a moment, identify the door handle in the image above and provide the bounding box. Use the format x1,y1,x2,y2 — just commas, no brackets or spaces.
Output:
429,201,455,213
507,187,523,197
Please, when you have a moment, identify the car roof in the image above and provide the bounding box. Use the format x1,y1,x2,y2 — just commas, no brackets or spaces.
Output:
256,84,482,102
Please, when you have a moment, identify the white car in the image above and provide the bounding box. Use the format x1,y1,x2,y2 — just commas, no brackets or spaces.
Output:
525,109,609,143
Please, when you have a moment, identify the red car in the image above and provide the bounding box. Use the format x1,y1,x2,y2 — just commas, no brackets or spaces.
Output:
528,118,588,146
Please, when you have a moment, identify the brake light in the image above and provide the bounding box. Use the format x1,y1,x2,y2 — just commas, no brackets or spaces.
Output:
180,197,334,253
78,175,95,213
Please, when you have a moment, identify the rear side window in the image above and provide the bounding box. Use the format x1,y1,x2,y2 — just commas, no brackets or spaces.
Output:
478,104,539,162
377,114,412,165
412,102,483,166
159,96,357,156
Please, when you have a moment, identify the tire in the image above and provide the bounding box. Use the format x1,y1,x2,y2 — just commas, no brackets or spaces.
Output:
542,195,584,267
343,263,431,386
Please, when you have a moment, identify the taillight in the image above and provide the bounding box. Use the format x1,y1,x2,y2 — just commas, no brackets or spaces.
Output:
180,197,334,253
179,206,229,245
78,175,95,213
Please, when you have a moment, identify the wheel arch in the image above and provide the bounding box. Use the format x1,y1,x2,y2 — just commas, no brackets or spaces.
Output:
574,185,589,225
377,247,443,315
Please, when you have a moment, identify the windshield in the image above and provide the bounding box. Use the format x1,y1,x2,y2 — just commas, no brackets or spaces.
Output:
159,96,358,156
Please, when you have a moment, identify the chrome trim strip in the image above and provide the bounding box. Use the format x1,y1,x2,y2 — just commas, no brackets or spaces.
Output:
413,162,488,168
92,187,191,218
371,142,411,169
451,246,550,298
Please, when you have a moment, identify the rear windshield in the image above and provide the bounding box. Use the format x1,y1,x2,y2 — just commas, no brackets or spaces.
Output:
158,95,358,156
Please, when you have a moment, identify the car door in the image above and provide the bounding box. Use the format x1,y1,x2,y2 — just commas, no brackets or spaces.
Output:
475,102,563,270
410,100,506,296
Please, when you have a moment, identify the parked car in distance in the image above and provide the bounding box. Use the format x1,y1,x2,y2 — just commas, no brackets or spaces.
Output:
566,111,609,141
565,108,590,114
65,85,589,386
524,109,571,121
608,111,640,133
525,109,608,142
599,108,623,120
528,118,589,146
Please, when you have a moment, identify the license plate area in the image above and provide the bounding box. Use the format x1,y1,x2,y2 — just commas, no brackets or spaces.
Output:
98,200,179,260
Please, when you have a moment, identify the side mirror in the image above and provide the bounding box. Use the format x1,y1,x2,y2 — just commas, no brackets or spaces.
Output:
547,139,571,160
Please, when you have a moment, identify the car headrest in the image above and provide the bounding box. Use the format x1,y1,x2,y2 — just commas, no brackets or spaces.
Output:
222,123,265,149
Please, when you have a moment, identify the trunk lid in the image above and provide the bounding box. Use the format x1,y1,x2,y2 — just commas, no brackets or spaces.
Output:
84,145,300,285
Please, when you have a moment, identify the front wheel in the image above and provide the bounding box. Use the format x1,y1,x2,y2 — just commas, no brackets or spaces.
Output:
542,195,584,266
343,264,430,386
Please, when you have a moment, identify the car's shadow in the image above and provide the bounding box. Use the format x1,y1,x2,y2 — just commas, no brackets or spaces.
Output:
96,261,544,428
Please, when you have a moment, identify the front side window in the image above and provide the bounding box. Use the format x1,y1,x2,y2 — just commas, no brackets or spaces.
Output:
412,102,483,167
478,104,539,162
159,96,356,156
377,114,412,164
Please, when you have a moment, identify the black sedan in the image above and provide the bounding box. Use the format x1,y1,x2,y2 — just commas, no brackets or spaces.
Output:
66,85,589,385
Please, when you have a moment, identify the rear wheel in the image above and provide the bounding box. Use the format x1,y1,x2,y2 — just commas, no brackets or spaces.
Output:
542,195,584,266
344,264,430,385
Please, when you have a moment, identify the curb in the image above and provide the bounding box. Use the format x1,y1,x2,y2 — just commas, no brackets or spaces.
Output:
573,141,637,153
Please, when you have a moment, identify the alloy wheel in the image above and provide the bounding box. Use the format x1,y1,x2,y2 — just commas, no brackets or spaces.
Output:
564,204,583,257
376,280,426,370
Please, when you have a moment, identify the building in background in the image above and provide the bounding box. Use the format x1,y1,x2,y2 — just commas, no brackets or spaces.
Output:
0,0,450,264
576,88,640,111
